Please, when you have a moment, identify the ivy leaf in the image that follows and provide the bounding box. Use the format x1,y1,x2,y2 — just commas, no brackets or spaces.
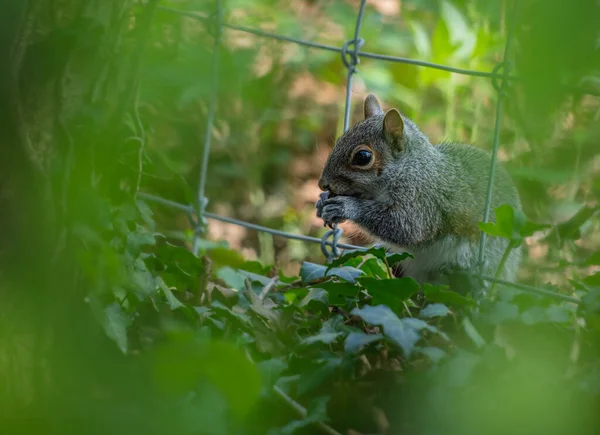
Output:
156,277,185,310
404,317,449,341
462,317,486,348
358,277,419,313
315,282,360,305
217,266,247,291
296,358,342,396
126,223,156,251
583,272,600,287
548,205,598,242
328,247,385,268
420,303,451,318
351,305,421,357
344,331,384,353
300,261,363,284
418,346,446,364
257,358,287,391
207,246,247,269
386,251,413,267
478,204,549,246
583,252,600,266
103,303,132,353
487,301,519,324
302,332,342,345
130,256,157,297
238,269,274,286
422,283,477,308
438,350,481,387
135,198,154,227
359,257,389,279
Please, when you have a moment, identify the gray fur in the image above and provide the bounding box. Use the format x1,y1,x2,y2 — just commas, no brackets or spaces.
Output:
316,94,522,285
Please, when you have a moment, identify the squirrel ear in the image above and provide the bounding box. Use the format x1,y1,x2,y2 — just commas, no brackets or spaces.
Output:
364,94,384,119
383,108,404,149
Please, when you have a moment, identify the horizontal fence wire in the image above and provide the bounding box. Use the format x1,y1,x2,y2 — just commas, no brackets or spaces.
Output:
138,2,584,305
156,5,600,97
137,192,366,252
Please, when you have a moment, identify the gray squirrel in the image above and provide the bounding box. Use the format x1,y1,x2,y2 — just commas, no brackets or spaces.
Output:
316,94,521,286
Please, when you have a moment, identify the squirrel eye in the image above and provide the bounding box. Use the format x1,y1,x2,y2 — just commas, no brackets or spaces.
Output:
352,149,373,167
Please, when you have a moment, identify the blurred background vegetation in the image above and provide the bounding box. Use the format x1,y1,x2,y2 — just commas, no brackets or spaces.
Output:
1,0,599,434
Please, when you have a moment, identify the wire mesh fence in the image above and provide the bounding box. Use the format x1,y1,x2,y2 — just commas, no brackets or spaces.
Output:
138,0,585,305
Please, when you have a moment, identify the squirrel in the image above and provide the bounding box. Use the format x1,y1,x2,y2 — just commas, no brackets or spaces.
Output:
315,93,521,287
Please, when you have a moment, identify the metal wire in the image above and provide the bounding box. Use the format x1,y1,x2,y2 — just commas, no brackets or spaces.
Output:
140,1,585,305
137,192,366,252
156,5,600,97
193,0,222,255
477,0,519,279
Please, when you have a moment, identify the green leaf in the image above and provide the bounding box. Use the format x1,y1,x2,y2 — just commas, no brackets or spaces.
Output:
440,0,476,60
210,300,251,328
257,358,287,391
487,301,519,324
439,350,481,387
302,332,342,345
583,251,600,266
583,272,600,287
358,257,389,279
403,318,449,341
386,252,414,267
156,276,185,310
126,223,156,251
420,303,451,318
296,358,341,396
520,306,547,325
130,256,157,297
103,303,131,353
300,261,364,284
207,246,247,269
551,205,598,241
238,269,274,286
422,283,477,308
315,282,360,305
344,331,384,353
299,288,328,307
358,277,419,313
351,305,421,357
521,304,571,325
462,317,486,348
153,337,262,419
418,346,446,364
478,204,549,245
328,247,384,268
217,266,246,291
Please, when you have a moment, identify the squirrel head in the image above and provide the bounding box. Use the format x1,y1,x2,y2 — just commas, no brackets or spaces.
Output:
318,93,430,199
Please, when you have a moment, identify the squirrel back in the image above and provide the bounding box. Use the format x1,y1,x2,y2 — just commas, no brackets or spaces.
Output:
316,94,521,286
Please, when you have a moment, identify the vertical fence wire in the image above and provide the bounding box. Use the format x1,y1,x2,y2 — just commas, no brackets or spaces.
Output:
477,0,520,280
322,0,368,263
193,0,222,255
342,0,367,132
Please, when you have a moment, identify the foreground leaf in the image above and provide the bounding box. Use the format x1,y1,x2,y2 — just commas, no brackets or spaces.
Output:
359,277,420,314
351,305,421,357
103,303,132,353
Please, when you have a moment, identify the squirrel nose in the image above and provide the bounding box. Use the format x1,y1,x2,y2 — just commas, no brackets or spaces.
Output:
318,177,330,191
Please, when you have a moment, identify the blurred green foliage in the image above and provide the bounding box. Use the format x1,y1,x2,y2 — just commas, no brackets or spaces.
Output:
1,0,600,434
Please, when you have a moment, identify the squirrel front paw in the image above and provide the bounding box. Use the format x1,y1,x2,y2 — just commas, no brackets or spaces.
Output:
315,192,358,228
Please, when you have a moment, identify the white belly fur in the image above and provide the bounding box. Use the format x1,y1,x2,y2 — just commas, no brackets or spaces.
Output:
381,235,476,283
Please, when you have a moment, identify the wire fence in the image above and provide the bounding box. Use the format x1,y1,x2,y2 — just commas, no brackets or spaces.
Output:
138,0,585,305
